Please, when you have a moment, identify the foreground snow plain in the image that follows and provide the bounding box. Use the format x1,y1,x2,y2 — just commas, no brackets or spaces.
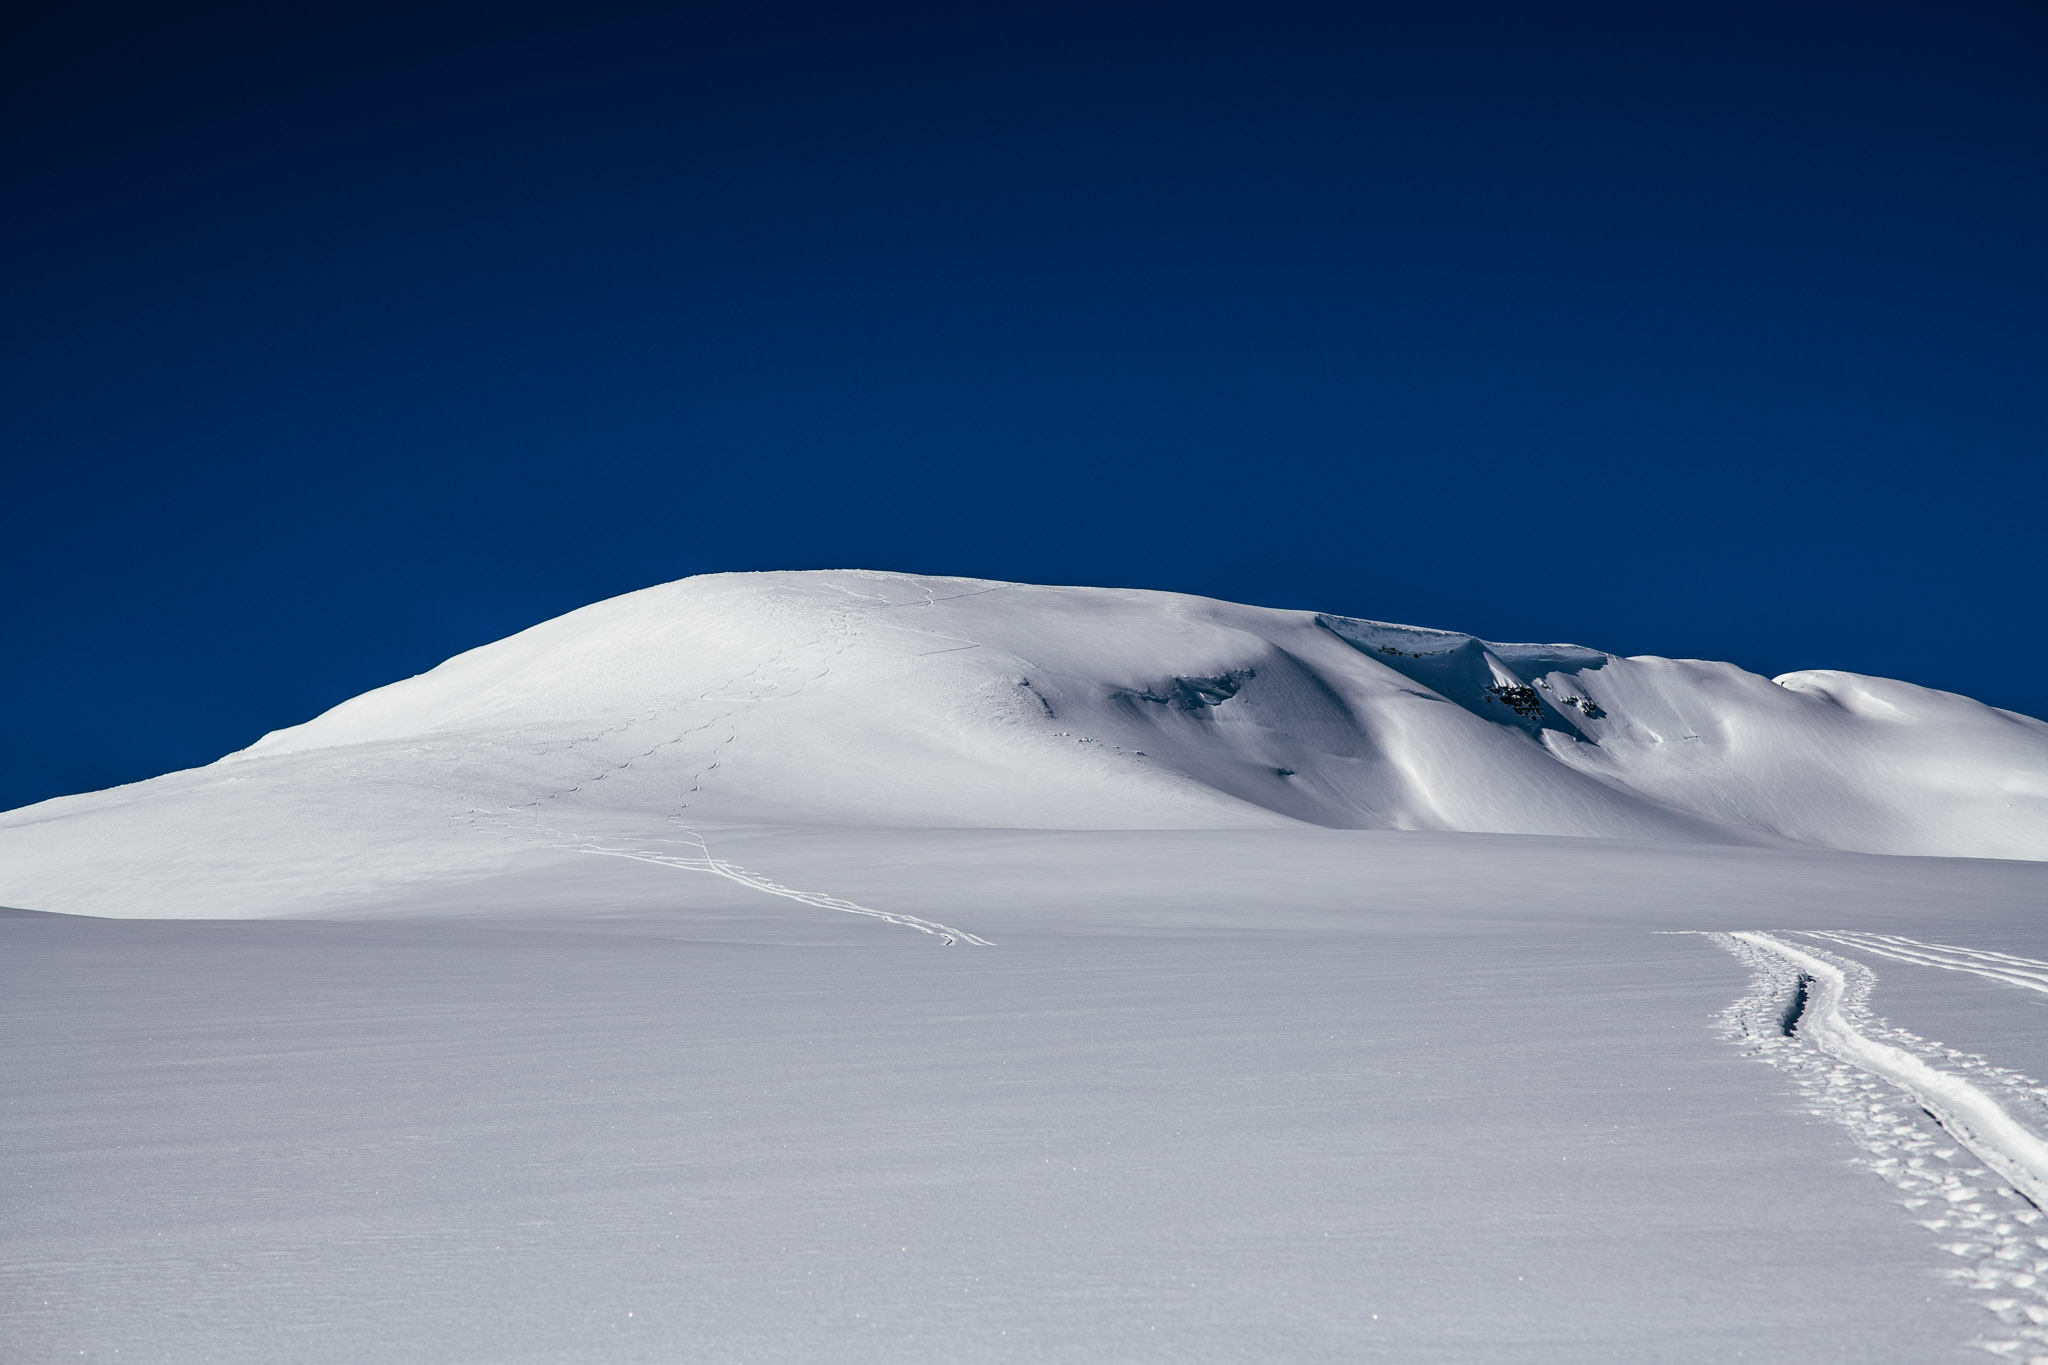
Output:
5,571,2048,1362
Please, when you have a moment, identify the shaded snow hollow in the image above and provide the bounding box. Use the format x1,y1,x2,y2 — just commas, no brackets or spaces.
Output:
3,569,2044,918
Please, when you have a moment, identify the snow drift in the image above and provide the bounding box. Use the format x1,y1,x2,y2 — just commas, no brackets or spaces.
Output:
3,569,2044,917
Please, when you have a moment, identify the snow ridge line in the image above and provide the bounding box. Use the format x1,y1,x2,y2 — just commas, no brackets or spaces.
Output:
574,837,994,946
1732,932,2048,1211
1713,932,2048,1360
1805,932,2048,997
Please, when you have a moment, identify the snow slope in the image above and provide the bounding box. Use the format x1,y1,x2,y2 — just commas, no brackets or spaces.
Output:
1,569,2042,920
9,570,2048,1362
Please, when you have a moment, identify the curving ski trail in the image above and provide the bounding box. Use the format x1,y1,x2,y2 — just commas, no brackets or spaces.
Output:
1731,933,2048,1209
1714,932,2048,1358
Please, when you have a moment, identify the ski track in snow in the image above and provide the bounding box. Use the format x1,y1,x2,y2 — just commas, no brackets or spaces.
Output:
467,586,994,945
1714,932,2048,1361
569,834,990,945
1805,933,2048,997
475,809,991,945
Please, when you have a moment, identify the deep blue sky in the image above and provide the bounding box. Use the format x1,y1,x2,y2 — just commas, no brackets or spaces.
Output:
5,0,2044,810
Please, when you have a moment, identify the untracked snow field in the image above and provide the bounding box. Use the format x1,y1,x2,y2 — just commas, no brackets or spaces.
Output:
6,572,2048,1361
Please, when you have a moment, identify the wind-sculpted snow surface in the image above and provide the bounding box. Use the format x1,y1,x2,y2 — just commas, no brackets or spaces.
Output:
1,569,2044,919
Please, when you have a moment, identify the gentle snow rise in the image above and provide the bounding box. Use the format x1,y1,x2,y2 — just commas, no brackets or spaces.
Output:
2,570,2042,920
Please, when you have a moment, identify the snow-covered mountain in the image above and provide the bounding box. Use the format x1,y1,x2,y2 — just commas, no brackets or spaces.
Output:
3,569,2043,918
15,571,2048,1364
